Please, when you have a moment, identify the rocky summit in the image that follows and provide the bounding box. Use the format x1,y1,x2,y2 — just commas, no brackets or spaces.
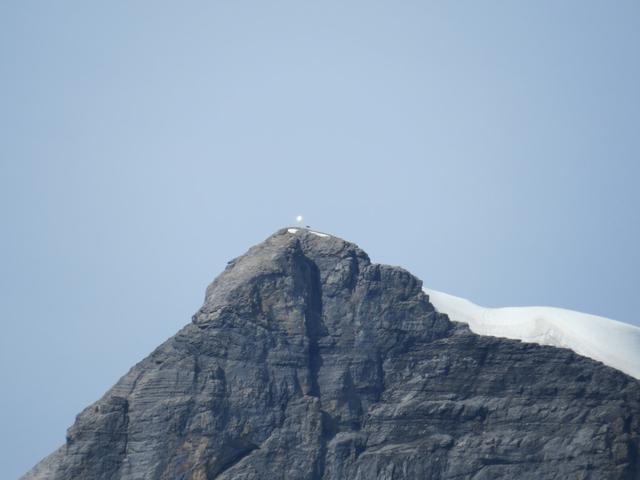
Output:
23,229,640,479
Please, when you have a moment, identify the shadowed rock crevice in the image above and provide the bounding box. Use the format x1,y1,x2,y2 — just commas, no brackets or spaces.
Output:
210,441,259,479
22,229,640,480
300,253,324,399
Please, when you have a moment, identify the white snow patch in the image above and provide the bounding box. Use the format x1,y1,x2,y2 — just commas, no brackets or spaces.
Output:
286,228,330,238
424,288,640,380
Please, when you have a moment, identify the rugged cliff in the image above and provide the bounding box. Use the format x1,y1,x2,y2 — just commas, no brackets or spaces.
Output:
23,229,640,479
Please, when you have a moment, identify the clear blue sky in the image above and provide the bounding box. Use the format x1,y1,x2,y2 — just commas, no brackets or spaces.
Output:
1,1,639,477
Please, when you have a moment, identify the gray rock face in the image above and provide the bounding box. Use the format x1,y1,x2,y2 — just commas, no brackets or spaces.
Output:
23,229,640,479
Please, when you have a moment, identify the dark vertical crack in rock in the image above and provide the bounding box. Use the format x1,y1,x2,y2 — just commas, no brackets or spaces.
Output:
123,400,130,457
301,254,324,399
300,253,330,479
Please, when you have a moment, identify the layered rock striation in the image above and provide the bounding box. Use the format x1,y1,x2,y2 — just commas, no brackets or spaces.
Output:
24,229,640,479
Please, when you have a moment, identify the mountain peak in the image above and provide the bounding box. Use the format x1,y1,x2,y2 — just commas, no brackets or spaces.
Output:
197,227,374,326
23,230,640,480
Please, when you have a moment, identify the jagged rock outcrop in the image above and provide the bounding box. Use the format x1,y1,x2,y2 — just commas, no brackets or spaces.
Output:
23,229,640,479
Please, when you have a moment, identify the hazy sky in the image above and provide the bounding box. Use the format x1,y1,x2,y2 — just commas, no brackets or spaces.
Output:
2,1,639,477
